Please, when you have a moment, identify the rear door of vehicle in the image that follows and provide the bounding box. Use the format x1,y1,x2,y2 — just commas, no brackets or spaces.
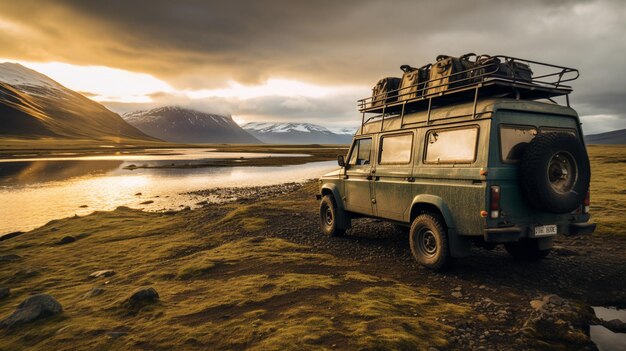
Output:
344,136,375,216
372,130,416,221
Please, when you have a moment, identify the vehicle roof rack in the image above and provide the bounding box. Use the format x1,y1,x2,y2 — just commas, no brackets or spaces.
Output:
357,55,579,118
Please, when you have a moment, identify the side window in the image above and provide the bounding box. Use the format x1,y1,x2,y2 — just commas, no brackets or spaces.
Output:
500,125,537,162
379,133,413,165
348,138,372,166
425,127,478,164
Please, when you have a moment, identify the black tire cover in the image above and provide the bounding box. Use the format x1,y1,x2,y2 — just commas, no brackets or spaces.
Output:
520,132,590,213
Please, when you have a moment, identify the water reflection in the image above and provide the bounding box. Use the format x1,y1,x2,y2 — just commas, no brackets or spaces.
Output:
0,149,335,234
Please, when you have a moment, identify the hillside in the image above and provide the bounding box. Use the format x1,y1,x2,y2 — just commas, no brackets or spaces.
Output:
243,122,353,144
123,107,260,144
0,63,156,142
586,128,626,144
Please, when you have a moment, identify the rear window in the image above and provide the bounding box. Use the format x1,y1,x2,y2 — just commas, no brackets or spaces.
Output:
500,125,577,162
424,127,478,164
379,133,413,164
500,125,537,161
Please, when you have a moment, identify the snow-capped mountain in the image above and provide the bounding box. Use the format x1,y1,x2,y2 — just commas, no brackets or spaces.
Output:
0,62,155,141
123,107,260,144
242,122,353,144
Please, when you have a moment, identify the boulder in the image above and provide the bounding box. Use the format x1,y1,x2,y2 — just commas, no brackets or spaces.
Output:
89,270,116,279
0,254,22,262
0,294,62,328
57,236,76,245
603,318,626,333
123,287,159,309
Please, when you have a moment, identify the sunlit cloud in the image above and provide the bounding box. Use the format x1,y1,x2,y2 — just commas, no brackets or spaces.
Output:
0,60,174,103
185,79,357,99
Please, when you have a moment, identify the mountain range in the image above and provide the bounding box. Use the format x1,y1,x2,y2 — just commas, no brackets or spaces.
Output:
0,63,155,142
122,107,260,144
585,129,626,144
242,122,354,144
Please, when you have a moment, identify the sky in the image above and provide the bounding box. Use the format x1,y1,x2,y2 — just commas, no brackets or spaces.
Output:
1,0,625,133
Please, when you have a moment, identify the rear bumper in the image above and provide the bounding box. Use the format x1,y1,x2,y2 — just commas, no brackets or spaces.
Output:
483,222,595,243
568,222,596,235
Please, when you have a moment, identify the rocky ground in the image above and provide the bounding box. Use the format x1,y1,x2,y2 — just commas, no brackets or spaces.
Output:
1,181,624,350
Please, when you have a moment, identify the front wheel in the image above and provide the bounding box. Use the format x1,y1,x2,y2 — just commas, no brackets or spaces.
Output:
319,195,345,237
504,239,551,260
409,214,450,270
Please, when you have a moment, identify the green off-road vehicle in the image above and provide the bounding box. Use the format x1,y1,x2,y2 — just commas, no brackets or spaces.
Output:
317,54,596,269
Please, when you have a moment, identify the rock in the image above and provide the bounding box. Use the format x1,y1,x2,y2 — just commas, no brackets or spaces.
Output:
84,287,104,298
0,254,22,262
140,200,154,205
0,287,9,299
134,192,142,196
79,205,88,208
530,299,545,311
89,270,116,278
452,286,462,291
0,294,62,328
547,295,565,306
57,236,76,245
123,287,159,309
0,231,24,241
451,291,463,298
603,318,626,333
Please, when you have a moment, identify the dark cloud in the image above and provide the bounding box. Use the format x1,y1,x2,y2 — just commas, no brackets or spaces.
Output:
1,0,625,131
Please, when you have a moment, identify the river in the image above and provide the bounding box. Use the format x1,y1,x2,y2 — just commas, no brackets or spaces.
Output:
0,148,336,235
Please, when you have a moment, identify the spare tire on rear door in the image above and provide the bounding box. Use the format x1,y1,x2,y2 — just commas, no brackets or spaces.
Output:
520,132,590,214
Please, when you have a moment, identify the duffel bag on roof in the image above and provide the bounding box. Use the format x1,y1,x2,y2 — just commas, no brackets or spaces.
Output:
371,77,401,107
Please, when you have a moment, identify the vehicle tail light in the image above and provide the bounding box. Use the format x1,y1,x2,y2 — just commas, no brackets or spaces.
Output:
583,190,590,214
490,186,501,219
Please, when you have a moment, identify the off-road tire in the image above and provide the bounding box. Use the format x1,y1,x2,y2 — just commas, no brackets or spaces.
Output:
319,195,345,237
520,132,590,213
409,214,450,270
504,239,551,261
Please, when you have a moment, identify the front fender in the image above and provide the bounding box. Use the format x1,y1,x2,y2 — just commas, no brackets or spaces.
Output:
320,183,345,210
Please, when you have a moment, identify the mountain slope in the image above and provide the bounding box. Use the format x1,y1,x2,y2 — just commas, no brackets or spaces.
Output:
0,62,157,141
586,128,626,144
242,122,353,144
123,107,260,144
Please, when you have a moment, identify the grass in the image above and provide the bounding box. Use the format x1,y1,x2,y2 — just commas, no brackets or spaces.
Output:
587,145,626,235
0,200,468,350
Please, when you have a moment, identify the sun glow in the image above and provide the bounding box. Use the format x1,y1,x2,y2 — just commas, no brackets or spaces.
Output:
9,60,174,103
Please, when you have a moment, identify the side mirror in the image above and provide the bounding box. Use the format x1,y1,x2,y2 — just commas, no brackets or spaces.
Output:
337,155,345,167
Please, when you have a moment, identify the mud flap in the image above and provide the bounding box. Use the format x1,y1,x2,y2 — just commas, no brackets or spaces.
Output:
448,228,471,258
537,236,553,251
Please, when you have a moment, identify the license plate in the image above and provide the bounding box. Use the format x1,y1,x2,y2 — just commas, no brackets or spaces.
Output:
534,224,557,236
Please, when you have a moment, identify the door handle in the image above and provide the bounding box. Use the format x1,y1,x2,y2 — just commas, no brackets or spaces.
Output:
406,177,415,182
366,175,373,180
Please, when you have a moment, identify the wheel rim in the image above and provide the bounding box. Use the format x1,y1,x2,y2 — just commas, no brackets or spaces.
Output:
323,206,333,226
418,229,438,258
547,151,577,194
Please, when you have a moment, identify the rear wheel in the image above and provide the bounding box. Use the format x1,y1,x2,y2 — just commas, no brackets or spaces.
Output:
409,214,450,270
319,195,345,237
504,239,551,260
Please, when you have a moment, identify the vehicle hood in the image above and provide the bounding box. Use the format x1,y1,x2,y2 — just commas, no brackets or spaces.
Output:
321,168,342,178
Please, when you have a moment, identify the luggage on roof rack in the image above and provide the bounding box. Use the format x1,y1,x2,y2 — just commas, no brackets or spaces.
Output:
357,54,579,114
426,53,476,96
398,64,431,102
371,77,401,108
